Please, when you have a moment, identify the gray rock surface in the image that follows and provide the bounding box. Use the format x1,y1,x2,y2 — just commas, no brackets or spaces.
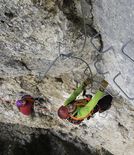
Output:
93,0,134,101
0,0,134,155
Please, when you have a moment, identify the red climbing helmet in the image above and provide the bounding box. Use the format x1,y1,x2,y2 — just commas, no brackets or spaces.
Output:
58,106,69,119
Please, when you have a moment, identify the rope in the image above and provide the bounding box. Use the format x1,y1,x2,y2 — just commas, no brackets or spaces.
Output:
38,0,93,83
39,53,93,82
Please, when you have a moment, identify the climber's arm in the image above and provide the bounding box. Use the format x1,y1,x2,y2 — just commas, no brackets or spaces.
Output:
64,78,91,106
76,80,108,118
22,95,35,104
76,90,105,118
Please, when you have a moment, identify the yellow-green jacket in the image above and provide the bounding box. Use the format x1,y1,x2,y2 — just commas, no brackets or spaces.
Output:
64,82,105,120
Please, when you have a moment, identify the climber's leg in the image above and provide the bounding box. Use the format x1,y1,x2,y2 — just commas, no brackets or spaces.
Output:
97,95,113,113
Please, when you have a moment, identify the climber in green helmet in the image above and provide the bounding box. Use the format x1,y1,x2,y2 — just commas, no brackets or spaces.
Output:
58,78,113,124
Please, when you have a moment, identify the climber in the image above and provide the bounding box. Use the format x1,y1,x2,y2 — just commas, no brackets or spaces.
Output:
16,95,35,116
16,95,49,116
58,78,113,124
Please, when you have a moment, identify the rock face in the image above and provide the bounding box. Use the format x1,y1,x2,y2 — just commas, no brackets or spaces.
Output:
0,0,134,155
93,0,134,100
0,122,113,155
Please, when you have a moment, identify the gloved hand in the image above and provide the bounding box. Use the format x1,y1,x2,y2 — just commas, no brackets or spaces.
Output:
99,80,108,91
83,78,92,87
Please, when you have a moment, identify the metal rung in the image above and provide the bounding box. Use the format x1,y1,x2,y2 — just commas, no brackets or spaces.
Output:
94,58,109,75
113,72,134,100
121,40,134,63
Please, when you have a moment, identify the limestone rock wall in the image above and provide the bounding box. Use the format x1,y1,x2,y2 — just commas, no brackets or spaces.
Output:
93,0,134,101
0,0,134,155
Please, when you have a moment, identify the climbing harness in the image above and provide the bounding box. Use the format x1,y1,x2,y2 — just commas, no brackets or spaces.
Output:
67,99,93,124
